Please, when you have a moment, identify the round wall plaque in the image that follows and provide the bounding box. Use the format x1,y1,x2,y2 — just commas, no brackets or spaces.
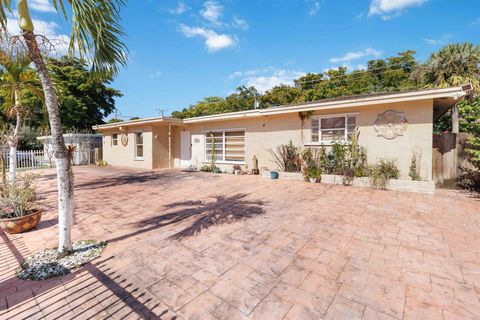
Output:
374,110,408,140
121,132,128,146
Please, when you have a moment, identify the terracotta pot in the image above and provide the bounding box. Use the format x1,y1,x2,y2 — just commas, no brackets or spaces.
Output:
0,210,42,234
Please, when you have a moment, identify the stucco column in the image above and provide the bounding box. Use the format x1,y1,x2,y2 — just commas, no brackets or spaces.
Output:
451,105,459,134
168,124,172,171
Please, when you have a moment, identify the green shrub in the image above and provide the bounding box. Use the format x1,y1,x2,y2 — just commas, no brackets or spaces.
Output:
268,140,301,172
409,151,421,181
457,136,480,191
307,167,322,179
369,158,400,190
301,148,322,180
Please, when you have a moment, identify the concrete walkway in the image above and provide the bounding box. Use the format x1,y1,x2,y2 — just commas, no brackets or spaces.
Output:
1,166,479,319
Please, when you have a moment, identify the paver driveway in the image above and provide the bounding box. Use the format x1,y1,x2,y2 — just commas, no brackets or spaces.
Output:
1,166,480,319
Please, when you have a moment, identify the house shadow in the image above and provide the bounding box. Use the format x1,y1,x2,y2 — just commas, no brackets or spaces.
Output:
133,193,266,240
39,171,218,196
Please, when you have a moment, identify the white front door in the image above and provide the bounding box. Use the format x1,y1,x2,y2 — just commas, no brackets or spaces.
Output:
180,131,191,167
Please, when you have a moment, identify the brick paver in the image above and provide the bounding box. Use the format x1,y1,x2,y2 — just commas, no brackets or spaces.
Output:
1,166,479,319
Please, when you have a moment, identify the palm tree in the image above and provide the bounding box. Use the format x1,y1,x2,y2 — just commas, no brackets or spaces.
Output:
422,43,480,89
421,43,480,132
0,49,43,181
0,0,127,256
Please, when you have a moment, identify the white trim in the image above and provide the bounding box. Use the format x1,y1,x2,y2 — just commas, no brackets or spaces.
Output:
134,131,144,160
111,133,119,147
202,161,245,165
204,129,246,163
311,113,356,144
311,112,359,119
92,87,469,130
202,127,246,133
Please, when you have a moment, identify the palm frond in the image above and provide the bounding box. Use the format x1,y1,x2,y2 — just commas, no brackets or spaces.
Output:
0,0,12,32
54,0,128,80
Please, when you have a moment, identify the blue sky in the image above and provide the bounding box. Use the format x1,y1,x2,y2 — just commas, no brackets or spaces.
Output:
6,0,480,120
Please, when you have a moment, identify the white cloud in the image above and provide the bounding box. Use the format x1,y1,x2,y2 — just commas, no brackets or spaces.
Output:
308,1,320,15
330,48,382,63
29,0,56,13
232,15,249,30
423,33,452,46
229,67,305,92
169,1,189,15
149,71,162,79
179,24,236,52
369,0,427,19
5,13,69,55
200,1,224,26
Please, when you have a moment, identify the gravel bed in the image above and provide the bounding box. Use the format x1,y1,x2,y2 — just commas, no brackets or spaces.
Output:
17,240,107,281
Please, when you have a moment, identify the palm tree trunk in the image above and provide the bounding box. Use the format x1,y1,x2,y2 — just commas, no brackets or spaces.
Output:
8,91,22,181
22,31,74,256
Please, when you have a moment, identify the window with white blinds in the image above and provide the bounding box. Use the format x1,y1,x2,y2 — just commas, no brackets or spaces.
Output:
205,130,245,163
311,115,356,143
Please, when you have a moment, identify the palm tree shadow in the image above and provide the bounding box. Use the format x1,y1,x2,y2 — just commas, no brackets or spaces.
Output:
135,194,266,240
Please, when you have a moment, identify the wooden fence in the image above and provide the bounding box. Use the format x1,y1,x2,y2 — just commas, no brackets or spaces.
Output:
432,133,472,187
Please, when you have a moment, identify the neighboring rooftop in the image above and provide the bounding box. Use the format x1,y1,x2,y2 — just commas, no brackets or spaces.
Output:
93,85,472,130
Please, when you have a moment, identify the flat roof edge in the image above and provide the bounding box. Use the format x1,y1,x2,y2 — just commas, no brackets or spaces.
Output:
93,86,470,129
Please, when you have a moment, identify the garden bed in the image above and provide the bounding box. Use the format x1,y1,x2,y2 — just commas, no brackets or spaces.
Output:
261,170,435,194
17,240,107,281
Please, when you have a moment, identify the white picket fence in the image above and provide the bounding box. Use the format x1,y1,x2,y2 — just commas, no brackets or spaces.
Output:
1,150,53,171
1,148,97,171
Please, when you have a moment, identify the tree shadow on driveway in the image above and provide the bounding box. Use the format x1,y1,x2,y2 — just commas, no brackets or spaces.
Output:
130,193,266,241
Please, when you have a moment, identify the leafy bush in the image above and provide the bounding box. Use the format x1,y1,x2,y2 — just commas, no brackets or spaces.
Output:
268,140,302,172
369,158,400,190
409,151,421,181
319,133,369,184
457,136,480,192
307,167,322,179
301,148,322,179
0,173,39,219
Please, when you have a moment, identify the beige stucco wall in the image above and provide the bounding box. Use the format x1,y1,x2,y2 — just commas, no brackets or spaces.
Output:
98,99,434,180
101,125,154,170
186,99,434,180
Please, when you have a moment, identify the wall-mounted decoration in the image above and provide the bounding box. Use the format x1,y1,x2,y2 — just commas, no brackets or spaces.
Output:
121,132,128,146
374,110,408,139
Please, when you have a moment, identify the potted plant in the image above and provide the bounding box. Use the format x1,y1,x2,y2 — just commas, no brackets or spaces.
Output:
0,173,42,234
233,164,242,175
270,170,279,179
308,167,322,183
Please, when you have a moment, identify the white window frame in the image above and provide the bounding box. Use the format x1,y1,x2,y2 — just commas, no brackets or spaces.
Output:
112,133,118,147
307,112,358,146
134,131,144,160
203,128,245,164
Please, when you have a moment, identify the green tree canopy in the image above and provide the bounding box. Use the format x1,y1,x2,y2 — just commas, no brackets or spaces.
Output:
24,57,122,131
172,51,421,119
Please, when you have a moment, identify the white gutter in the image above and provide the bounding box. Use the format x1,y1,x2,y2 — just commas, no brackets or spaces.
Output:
92,85,471,128
93,117,184,130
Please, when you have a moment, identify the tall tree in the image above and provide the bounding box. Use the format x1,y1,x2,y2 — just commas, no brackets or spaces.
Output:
26,57,122,130
0,0,127,256
420,43,480,133
0,49,43,180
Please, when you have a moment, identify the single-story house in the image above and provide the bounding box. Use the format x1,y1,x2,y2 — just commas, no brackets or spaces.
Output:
93,86,471,182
